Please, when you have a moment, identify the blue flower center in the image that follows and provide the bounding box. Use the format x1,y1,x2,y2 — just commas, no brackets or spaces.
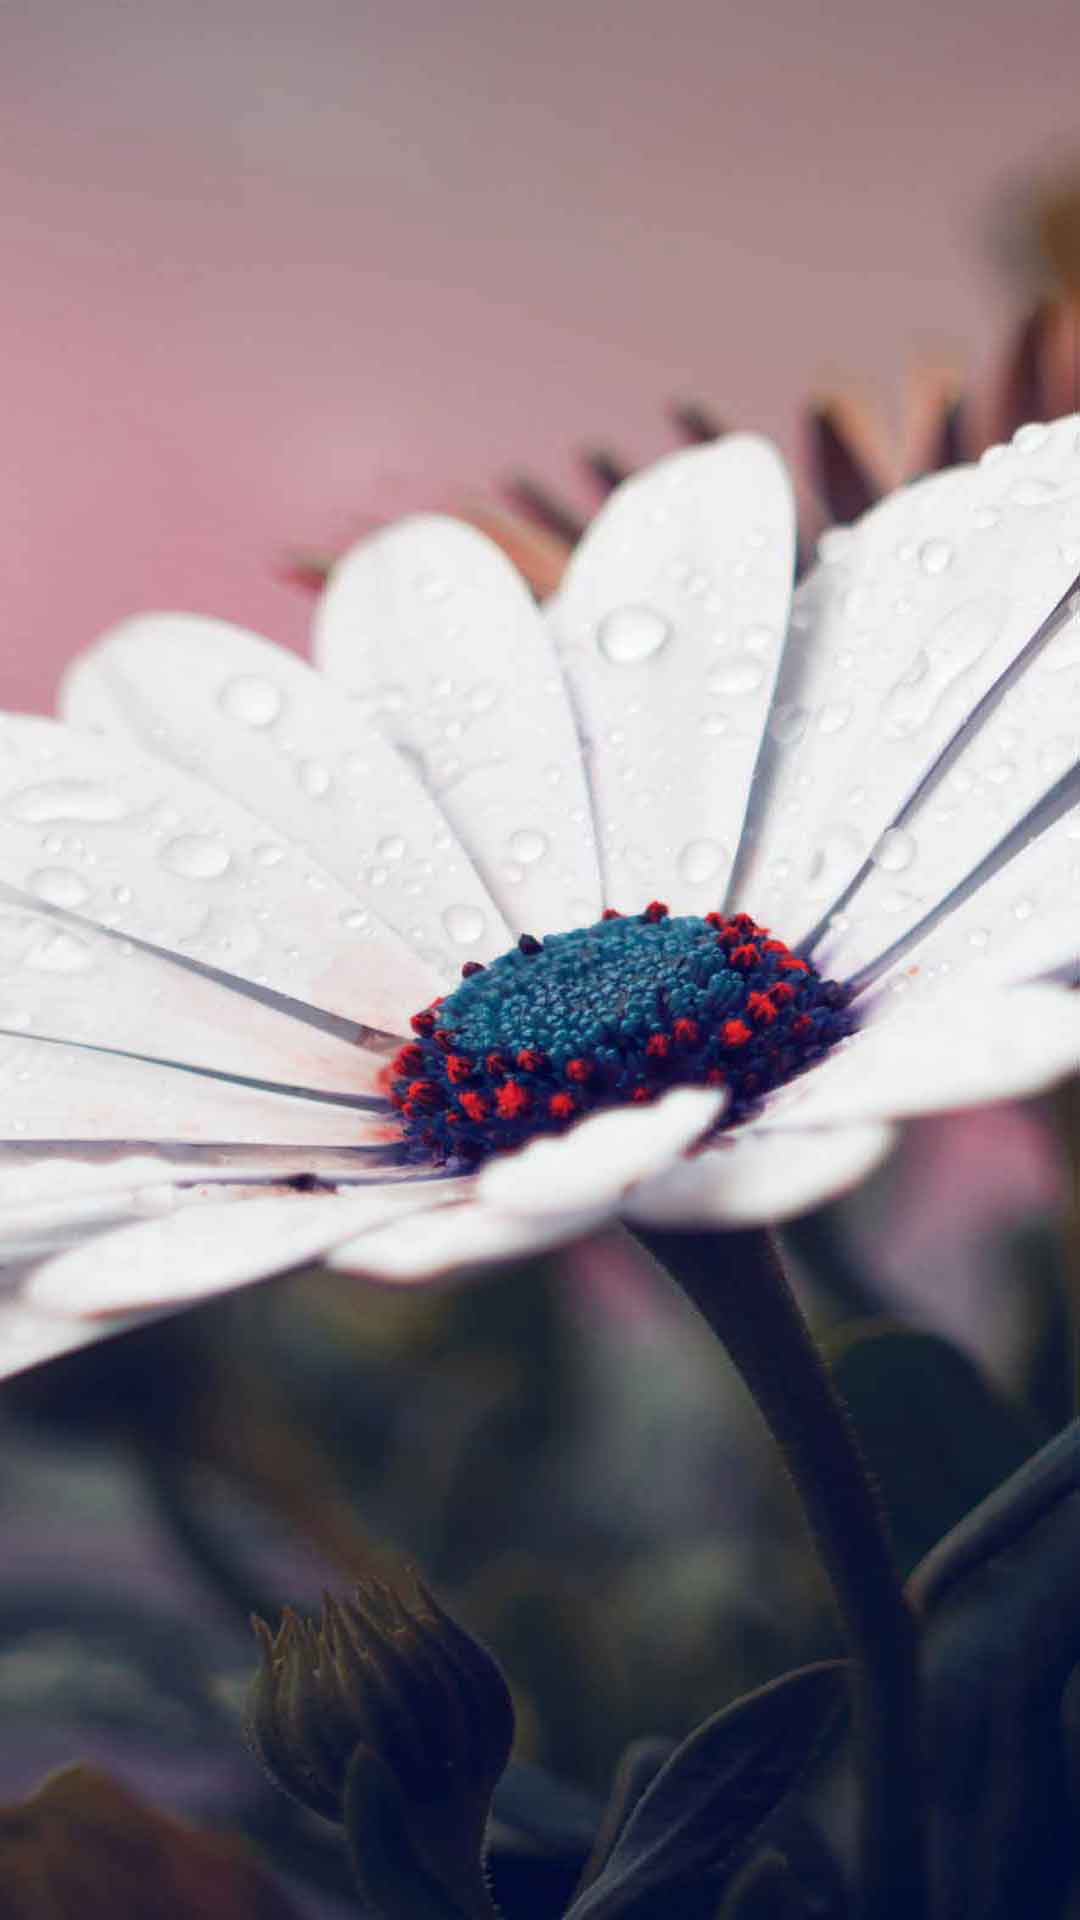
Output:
390,903,854,1168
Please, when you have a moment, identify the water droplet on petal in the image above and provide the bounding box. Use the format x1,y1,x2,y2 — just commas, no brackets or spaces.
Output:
342,908,369,929
297,761,332,798
162,835,231,880
26,929,94,973
708,657,764,696
28,868,90,909
597,605,671,665
817,701,853,735
9,781,128,824
769,704,808,745
253,844,284,867
377,835,406,862
1010,477,1058,507
918,539,953,576
678,838,727,884
509,829,549,865
872,828,916,873
219,675,282,727
442,904,486,945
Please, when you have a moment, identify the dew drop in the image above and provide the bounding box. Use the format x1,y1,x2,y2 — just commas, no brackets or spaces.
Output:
509,828,549,865
741,624,775,655
442,904,486,945
805,825,863,898
297,761,332,798
366,866,388,887
678,838,727,884
1013,898,1034,921
28,868,90,909
469,681,499,714
1012,475,1059,507
972,506,1000,530
769,704,808,745
377,835,406,862
708,657,765,696
162,835,231,880
219,675,282,728
968,928,990,948
9,781,128,824
918,539,953,576
872,828,916,873
342,908,369,930
817,701,853,735
597,605,671,665
254,844,284,868
26,929,94,974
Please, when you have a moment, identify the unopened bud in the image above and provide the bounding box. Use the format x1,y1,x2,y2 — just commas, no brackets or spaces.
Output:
247,1574,514,1919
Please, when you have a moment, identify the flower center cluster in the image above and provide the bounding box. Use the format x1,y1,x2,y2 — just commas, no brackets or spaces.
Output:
389,904,855,1168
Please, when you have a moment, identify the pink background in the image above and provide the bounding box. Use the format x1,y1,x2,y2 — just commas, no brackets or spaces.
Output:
5,0,1080,710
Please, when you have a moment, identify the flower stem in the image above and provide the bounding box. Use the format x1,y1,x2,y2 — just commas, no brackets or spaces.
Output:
632,1224,927,1920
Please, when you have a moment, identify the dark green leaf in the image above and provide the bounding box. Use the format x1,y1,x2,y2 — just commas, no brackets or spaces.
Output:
828,1324,1037,1573
564,1663,848,1920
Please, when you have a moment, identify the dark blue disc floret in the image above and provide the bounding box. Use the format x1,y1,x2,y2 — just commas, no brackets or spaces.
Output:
389,903,855,1168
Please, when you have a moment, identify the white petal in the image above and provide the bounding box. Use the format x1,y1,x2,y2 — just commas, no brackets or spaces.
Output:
550,437,795,913
62,616,509,983
0,1295,122,1382
758,982,1080,1128
625,1121,896,1226
736,415,1080,941
27,1180,460,1315
0,714,435,1031
313,515,602,933
840,792,1080,992
329,1194,603,1282
0,1031,393,1143
0,895,386,1097
477,1085,724,1217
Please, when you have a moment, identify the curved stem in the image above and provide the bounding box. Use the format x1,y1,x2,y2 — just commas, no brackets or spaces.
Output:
633,1224,927,1920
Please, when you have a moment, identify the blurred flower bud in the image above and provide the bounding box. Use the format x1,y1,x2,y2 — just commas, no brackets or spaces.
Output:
247,1574,514,1919
0,1764,299,1919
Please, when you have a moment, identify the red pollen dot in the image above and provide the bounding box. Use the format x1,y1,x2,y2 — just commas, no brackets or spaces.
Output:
485,1051,508,1077
549,1092,576,1120
645,1033,670,1059
601,908,623,920
433,1028,455,1052
643,900,669,922
407,1079,440,1110
706,1067,726,1086
631,1086,652,1103
770,981,796,1006
763,939,788,955
565,1057,593,1082
729,942,759,969
445,1054,473,1084
516,1048,546,1073
461,960,485,977
729,913,756,935
673,1018,700,1047
747,990,777,1025
704,911,726,930
410,1009,436,1035
459,1091,490,1122
495,1080,530,1119
780,956,810,973
721,1018,752,1048
391,1044,424,1077
792,1013,813,1037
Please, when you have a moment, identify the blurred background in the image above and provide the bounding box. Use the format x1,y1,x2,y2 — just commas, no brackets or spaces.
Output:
5,0,1080,704
1,2,1079,1911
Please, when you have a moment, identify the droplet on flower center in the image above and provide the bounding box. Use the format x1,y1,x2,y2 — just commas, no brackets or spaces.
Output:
390,903,855,1169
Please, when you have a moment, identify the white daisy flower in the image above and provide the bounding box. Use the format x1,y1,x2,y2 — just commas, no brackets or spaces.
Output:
1,422,1078,1376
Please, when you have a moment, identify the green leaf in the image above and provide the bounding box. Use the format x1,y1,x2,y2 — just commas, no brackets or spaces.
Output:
564,1663,848,1920
827,1323,1037,1573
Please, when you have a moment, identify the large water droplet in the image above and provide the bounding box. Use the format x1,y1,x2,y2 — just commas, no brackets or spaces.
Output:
28,868,90,909
509,829,549,865
219,675,282,727
9,781,128,824
162,835,231,880
881,595,1004,738
805,825,863,898
678,838,727,884
918,539,953,576
872,827,916,873
26,929,94,974
442,904,486,945
597,605,671,665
